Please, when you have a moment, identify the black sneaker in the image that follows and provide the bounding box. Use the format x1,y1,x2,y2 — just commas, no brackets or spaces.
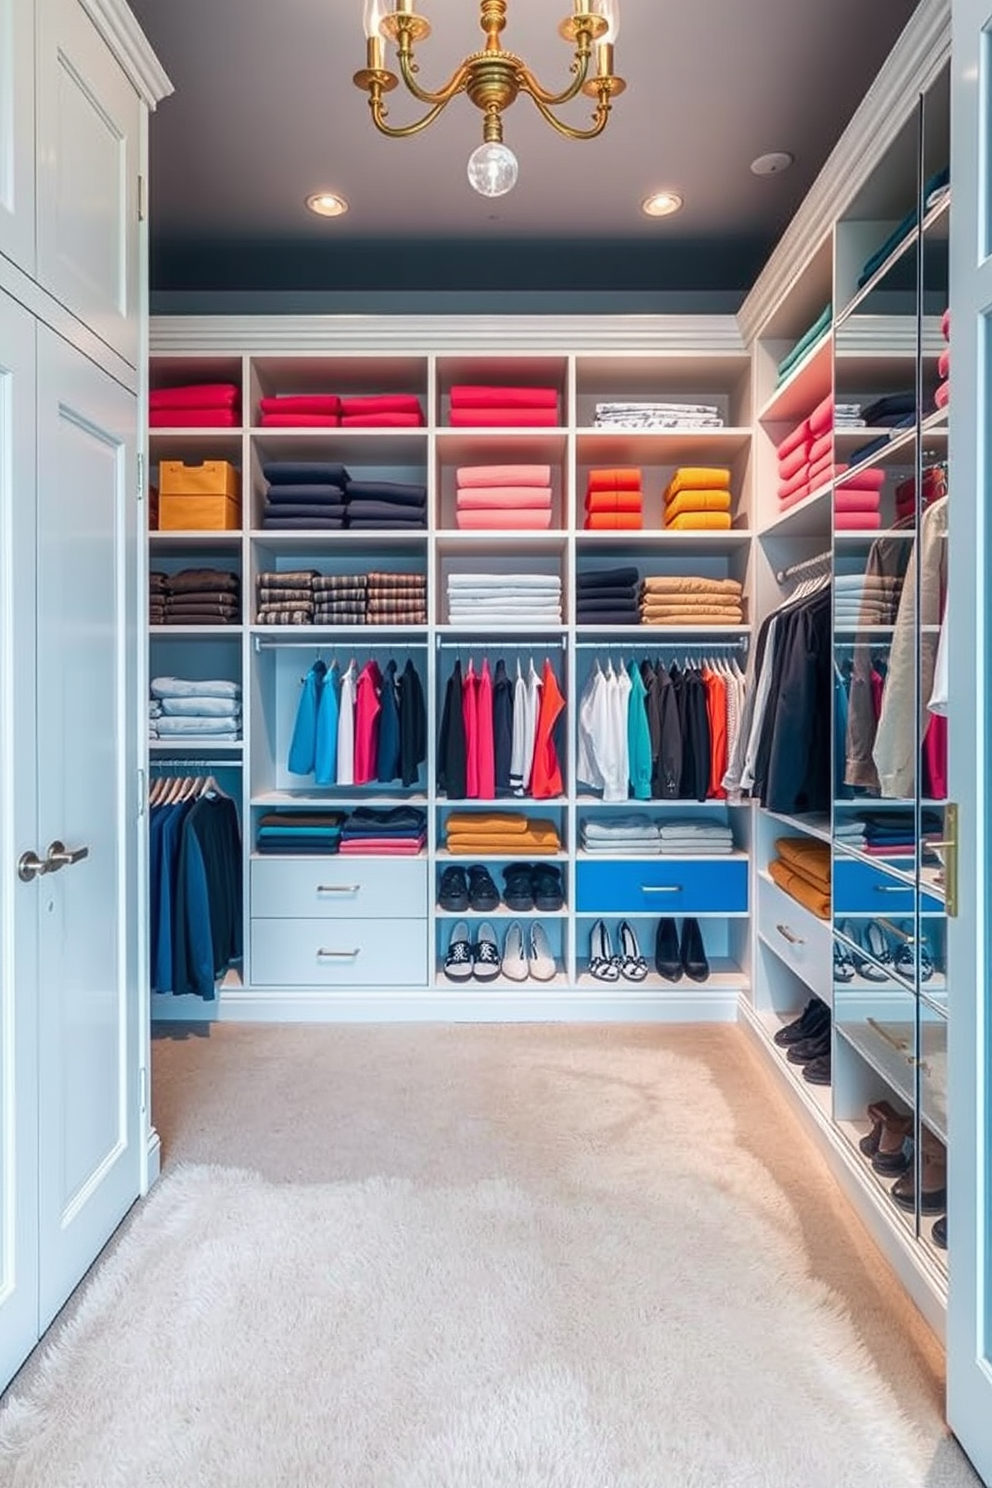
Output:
531,865,564,911
774,998,830,1047
438,866,469,912
786,1028,831,1065
501,864,535,911
468,864,500,912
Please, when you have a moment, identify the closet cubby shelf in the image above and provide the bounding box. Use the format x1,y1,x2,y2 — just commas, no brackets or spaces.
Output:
761,809,833,844
757,334,833,425
574,964,748,993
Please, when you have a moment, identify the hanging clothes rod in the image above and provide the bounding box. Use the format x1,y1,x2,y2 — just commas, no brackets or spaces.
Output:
776,550,832,584
574,635,748,650
436,636,567,651
254,635,427,653
149,757,244,769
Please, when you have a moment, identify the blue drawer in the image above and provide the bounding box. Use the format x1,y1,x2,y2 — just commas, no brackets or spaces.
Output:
833,856,942,914
576,857,748,915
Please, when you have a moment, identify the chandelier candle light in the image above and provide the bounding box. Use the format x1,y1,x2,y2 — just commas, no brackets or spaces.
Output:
354,0,625,197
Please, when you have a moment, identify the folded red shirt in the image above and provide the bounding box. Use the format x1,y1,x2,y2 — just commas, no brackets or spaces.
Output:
341,412,424,427
450,385,559,410
150,383,239,411
587,468,642,493
260,413,340,427
339,394,424,416
449,408,559,427
149,409,239,428
259,395,341,416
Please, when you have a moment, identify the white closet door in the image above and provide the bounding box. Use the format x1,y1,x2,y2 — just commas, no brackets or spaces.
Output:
0,289,39,1388
0,0,35,275
35,323,140,1327
35,0,140,369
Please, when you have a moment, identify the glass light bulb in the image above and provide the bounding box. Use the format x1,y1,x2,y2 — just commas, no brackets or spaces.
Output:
467,142,519,197
595,0,619,42
362,0,391,39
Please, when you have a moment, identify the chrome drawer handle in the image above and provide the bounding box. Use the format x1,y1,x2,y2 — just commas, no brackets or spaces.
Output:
776,923,804,946
316,884,360,894
874,884,909,893
641,884,681,893
317,948,360,959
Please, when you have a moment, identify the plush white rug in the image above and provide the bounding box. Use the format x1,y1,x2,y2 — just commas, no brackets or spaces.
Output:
0,1159,933,1488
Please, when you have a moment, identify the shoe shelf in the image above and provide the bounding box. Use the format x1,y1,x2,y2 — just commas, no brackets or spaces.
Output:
834,1019,948,1145
834,1119,926,1236
575,962,748,992
751,1010,834,1121
433,968,569,991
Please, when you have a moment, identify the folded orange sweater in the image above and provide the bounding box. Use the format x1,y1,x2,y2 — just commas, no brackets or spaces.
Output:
587,468,643,493
446,827,561,854
664,467,732,501
585,490,643,514
585,512,642,529
445,811,531,834
664,512,733,531
664,489,732,521
775,837,831,891
641,575,743,596
769,858,831,919
640,610,744,626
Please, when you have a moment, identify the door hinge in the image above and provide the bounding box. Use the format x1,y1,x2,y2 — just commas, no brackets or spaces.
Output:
137,451,145,501
137,174,146,222
938,801,959,918
140,1065,148,1115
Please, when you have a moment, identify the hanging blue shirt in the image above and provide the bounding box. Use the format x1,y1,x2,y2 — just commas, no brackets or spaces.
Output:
288,659,326,775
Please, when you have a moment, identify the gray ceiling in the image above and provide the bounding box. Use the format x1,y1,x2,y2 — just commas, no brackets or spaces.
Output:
131,0,920,291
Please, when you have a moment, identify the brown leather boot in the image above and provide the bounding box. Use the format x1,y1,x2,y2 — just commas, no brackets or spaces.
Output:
870,1108,914,1174
891,1129,947,1214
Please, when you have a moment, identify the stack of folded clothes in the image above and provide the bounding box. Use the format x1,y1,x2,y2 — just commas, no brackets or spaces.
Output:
639,575,744,626
260,459,349,529
340,393,424,427
583,468,642,529
935,307,950,412
312,573,368,626
575,566,640,625
256,570,315,625
834,816,868,852
593,401,724,430
258,393,341,427
848,392,917,467
448,385,559,427
443,811,561,856
860,809,943,858
255,812,345,855
343,480,427,529
768,837,831,919
835,402,865,428
580,817,661,854
149,677,242,741
454,463,553,530
338,806,427,855
775,305,831,387
446,572,562,626
159,567,241,626
776,417,813,510
366,571,427,625
833,466,886,530
662,467,733,531
856,167,949,288
657,820,735,854
149,383,240,428
149,570,167,626
834,572,904,627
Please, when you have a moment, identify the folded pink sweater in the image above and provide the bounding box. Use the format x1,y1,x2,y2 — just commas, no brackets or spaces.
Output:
341,413,424,427
150,383,239,410
808,393,833,437
777,419,810,461
778,466,810,502
779,443,811,481
456,486,552,509
260,413,340,427
150,409,238,428
455,461,550,485
777,484,811,513
449,408,559,427
834,511,882,530
808,431,833,465
456,509,553,530
259,394,341,415
340,394,423,416
834,488,881,512
837,465,885,491
450,385,559,410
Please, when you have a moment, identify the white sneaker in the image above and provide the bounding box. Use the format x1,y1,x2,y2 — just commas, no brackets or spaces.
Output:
500,920,529,981
528,921,557,982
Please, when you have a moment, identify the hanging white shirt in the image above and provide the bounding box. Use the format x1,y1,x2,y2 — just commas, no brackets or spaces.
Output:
337,662,357,786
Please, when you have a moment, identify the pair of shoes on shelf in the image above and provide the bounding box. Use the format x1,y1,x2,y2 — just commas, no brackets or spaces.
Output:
438,864,501,913
890,1129,947,1214
654,917,710,983
500,920,557,982
443,921,501,982
502,863,564,912
835,920,936,984
774,997,830,1047
589,920,648,983
859,1099,913,1174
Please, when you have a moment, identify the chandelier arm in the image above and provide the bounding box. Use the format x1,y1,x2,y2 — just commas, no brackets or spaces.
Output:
396,46,473,106
526,90,612,140
368,90,457,138
517,45,593,108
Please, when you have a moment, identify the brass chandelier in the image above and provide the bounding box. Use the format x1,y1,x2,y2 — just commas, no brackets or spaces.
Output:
353,0,625,198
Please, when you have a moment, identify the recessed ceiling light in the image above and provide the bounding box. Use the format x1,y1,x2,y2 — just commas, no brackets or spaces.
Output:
750,152,794,177
641,191,683,218
306,191,349,217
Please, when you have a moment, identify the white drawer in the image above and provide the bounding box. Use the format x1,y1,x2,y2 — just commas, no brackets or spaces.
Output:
251,856,427,919
757,873,833,1002
250,917,428,987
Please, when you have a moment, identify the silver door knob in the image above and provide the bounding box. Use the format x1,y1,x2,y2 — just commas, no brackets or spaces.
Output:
44,840,89,873
18,849,47,882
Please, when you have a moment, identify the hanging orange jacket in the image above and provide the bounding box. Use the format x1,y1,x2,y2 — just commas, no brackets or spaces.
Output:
530,659,565,798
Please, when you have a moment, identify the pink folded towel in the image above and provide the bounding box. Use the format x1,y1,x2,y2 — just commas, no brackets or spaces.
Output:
449,408,559,427
339,394,423,416
779,443,810,482
806,456,836,489
777,419,810,461
456,486,553,509
259,394,341,415
935,381,949,409
457,464,552,488
834,488,882,512
260,413,340,426
938,348,950,380
456,509,553,529
450,385,559,410
809,394,834,437
808,431,833,464
150,409,238,428
340,413,424,426
835,511,882,530
777,484,810,512
778,466,810,502
150,383,239,411
839,466,885,491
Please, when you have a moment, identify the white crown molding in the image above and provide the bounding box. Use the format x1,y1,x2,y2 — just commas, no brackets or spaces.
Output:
79,0,173,108
738,0,950,346
150,313,747,357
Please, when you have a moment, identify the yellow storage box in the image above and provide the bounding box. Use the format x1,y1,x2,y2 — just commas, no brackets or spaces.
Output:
158,460,241,530
159,459,239,499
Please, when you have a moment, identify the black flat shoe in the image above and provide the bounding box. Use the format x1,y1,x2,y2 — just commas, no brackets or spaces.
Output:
802,1053,832,1086
531,865,564,912
501,864,534,911
468,864,500,913
654,917,681,981
680,917,709,982
438,865,469,912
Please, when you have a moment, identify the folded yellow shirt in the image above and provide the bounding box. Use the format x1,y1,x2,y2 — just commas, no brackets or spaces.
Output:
664,488,732,519
640,610,744,626
640,574,742,596
445,811,530,834
664,466,732,501
446,829,561,854
664,511,733,531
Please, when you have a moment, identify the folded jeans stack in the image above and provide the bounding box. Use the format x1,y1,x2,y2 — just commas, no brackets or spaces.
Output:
583,468,642,530
579,816,661,854
258,393,341,428
255,812,345,855
366,570,427,624
446,572,562,626
443,811,561,856
455,463,554,530
160,566,241,626
338,805,427,856
149,382,239,429
593,401,724,431
638,574,744,627
149,570,167,626
256,569,316,625
149,676,242,741
663,466,733,531
834,572,903,626
657,820,734,854
312,573,369,626
344,480,427,530
448,384,560,428
576,565,640,626
260,461,351,530
768,836,831,919
339,393,424,428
